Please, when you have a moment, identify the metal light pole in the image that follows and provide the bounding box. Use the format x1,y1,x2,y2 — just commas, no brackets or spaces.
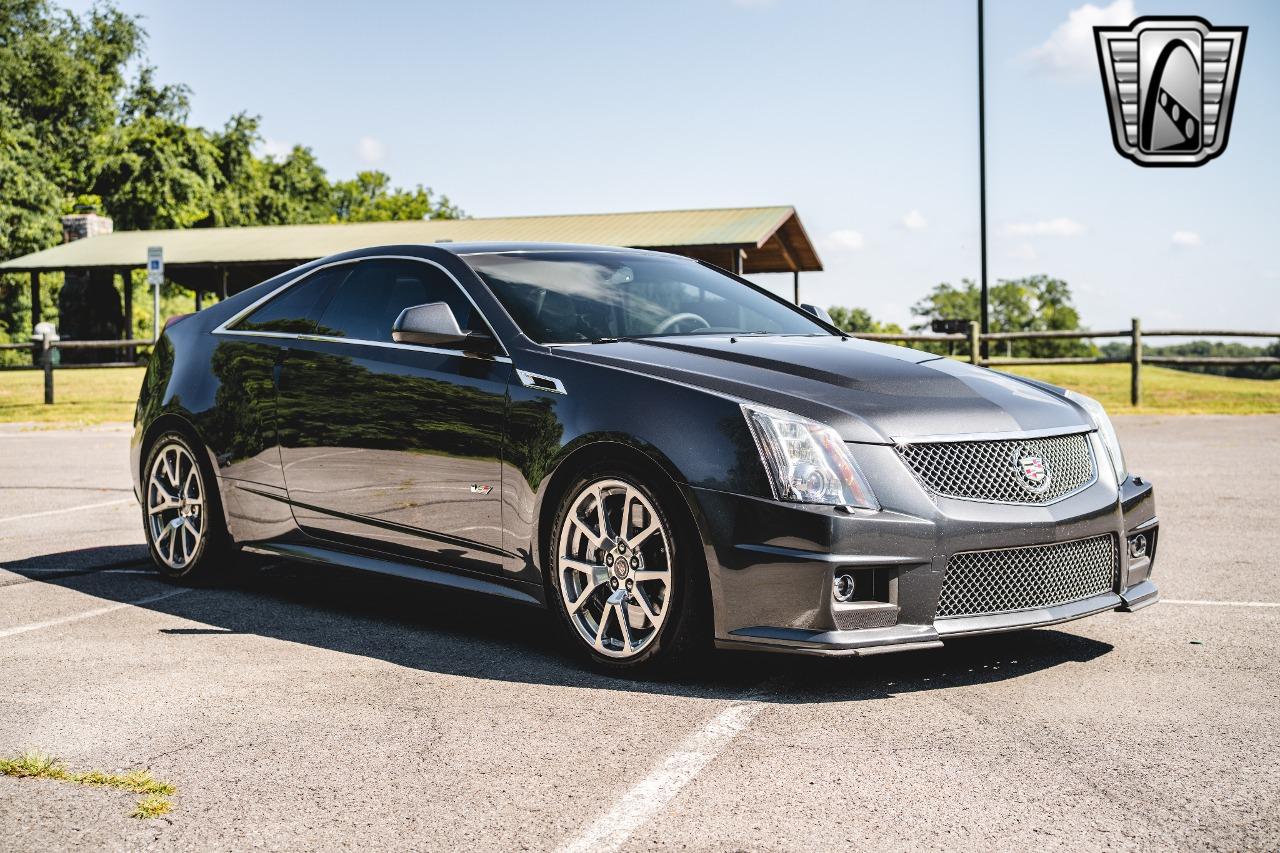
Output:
977,0,990,359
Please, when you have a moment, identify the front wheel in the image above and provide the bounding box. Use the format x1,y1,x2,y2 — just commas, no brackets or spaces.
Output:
548,469,706,674
142,431,231,583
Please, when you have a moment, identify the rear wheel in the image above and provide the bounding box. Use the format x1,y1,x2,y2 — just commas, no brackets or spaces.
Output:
142,432,231,583
548,469,705,674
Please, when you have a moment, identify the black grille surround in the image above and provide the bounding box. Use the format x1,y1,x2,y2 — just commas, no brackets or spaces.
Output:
896,431,1097,505
936,534,1119,619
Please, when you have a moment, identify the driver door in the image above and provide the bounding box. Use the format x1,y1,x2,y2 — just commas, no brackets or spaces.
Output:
276,257,511,575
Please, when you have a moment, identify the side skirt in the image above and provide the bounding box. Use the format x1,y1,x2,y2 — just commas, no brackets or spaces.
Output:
243,541,546,607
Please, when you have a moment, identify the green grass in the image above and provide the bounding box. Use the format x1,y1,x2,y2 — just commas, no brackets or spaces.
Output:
0,362,1275,427
0,750,175,818
131,794,173,819
1001,363,1280,415
0,366,143,427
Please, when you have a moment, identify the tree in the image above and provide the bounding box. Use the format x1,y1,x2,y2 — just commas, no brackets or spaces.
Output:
0,0,143,192
260,146,331,225
330,171,463,222
910,276,1094,358
0,104,62,262
826,306,903,335
0,0,464,353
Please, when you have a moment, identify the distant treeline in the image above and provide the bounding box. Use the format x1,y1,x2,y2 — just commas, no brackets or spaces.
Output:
829,276,1278,380
1100,340,1280,380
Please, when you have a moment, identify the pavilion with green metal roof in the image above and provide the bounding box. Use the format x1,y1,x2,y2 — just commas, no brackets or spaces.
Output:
1,205,822,339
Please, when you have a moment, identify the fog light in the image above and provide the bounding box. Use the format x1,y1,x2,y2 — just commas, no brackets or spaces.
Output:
833,573,857,602
1128,533,1148,559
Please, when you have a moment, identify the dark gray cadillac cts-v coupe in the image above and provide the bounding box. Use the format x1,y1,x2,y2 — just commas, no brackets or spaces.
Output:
131,243,1159,672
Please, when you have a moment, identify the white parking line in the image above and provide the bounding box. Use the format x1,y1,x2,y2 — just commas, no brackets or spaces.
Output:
558,683,775,853
0,588,191,639
1163,598,1280,608
0,497,134,525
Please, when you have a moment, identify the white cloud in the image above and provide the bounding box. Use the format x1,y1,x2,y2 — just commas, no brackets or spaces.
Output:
901,209,928,231
826,229,865,251
1002,217,1086,238
1171,230,1202,247
1025,0,1135,76
356,135,387,164
1007,243,1038,261
259,137,292,160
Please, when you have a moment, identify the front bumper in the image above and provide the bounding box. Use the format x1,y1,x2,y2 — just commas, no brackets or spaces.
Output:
691,437,1159,658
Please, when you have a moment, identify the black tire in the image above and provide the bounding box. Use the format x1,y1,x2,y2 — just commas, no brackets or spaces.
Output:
141,430,234,584
546,464,708,676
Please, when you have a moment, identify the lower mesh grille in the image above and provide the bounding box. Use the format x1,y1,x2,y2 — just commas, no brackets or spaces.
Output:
937,534,1117,618
833,603,899,631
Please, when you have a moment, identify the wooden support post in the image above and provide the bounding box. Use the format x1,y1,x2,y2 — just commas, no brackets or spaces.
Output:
195,287,202,312
1130,317,1142,406
793,271,800,305
30,271,41,330
42,338,54,405
969,320,981,365
122,268,134,361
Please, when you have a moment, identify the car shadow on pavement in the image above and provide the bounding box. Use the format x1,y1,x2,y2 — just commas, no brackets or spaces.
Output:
1,544,147,574
8,548,1114,705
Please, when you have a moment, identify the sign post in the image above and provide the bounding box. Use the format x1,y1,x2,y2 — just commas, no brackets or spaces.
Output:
147,246,163,342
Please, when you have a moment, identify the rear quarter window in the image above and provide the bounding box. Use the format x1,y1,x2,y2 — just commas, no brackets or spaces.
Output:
231,265,351,334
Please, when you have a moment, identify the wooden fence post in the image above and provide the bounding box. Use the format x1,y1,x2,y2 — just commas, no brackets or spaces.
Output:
1130,317,1142,406
969,321,981,365
42,339,54,405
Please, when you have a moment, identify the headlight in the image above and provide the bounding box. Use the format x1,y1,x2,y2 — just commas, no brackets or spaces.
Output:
742,404,879,509
1066,390,1127,484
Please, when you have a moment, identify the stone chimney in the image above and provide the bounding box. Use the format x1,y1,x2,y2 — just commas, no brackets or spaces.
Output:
57,203,121,362
61,204,113,243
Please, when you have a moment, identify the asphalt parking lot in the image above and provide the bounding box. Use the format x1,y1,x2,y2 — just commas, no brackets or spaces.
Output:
1,416,1277,852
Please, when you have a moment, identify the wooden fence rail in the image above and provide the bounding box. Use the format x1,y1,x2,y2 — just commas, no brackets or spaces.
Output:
3,323,1277,407
852,320,1278,405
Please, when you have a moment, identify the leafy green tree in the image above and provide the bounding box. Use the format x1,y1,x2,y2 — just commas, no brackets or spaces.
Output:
0,0,143,192
260,146,332,225
826,306,903,335
92,70,220,230
330,171,463,222
0,104,62,262
1,0,464,354
910,276,1094,358
204,112,269,227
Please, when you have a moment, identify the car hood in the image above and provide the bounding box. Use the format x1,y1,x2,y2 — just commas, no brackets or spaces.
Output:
553,335,1090,444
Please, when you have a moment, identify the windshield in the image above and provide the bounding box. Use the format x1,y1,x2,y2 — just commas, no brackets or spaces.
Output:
463,251,830,344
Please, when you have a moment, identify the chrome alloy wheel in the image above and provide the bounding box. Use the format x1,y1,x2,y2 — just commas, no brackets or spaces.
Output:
146,442,206,571
557,478,673,659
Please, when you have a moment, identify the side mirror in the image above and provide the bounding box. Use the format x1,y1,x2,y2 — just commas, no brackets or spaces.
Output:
392,302,495,352
800,303,834,325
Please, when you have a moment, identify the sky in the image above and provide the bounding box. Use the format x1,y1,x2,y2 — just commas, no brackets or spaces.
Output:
62,0,1280,333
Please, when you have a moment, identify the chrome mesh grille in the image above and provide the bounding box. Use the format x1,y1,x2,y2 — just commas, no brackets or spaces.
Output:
936,534,1118,618
897,431,1096,504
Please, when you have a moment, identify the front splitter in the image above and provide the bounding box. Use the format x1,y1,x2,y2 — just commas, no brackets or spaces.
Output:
718,583,1158,656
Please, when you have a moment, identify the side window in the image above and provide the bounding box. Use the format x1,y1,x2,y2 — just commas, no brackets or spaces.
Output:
313,259,481,343
232,265,351,334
